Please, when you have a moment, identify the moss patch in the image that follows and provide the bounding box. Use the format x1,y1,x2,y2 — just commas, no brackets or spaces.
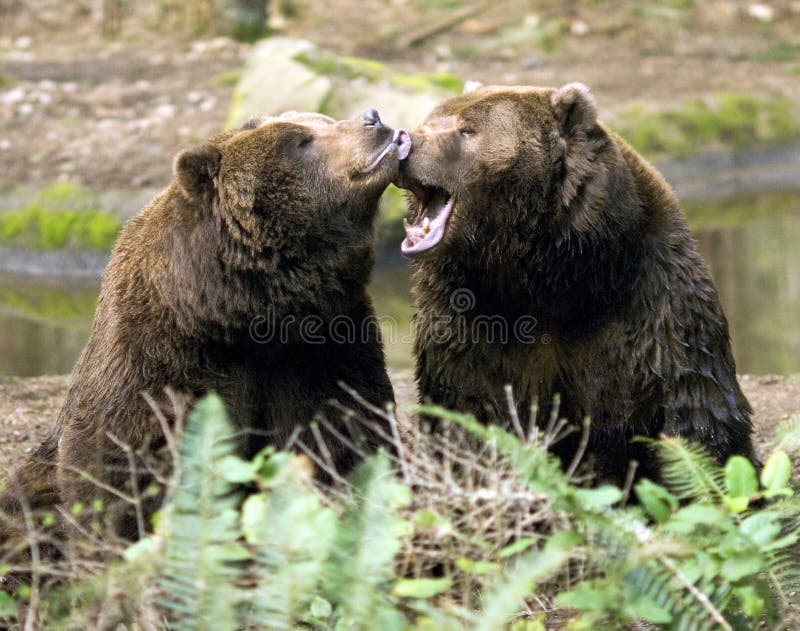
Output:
0,183,121,251
615,93,799,159
294,50,462,95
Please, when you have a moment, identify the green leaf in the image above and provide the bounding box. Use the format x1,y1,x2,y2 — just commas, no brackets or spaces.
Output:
455,558,501,575
635,479,678,522
414,509,453,536
556,584,609,611
725,455,758,498
545,529,582,551
123,536,157,562
734,584,765,619
573,485,623,510
216,455,254,483
740,512,781,546
723,495,751,513
0,591,16,618
309,596,332,619
761,451,792,491
392,578,453,599
668,504,727,531
629,594,673,624
721,551,764,581
509,619,546,631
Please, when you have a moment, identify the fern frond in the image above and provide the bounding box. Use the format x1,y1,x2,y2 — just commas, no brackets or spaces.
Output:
156,393,245,631
323,451,410,627
767,414,800,454
245,454,337,628
475,545,572,631
657,436,726,502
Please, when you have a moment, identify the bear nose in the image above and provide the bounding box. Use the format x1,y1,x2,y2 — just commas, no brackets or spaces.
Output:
361,108,382,127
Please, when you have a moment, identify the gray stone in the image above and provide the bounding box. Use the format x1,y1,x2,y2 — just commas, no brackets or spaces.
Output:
226,37,332,128
325,82,440,130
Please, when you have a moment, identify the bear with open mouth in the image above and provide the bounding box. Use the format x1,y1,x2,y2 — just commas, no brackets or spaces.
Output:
396,83,756,483
1,109,411,545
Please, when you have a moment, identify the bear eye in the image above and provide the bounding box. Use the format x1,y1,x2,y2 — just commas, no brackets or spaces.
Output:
297,136,313,148
459,128,476,138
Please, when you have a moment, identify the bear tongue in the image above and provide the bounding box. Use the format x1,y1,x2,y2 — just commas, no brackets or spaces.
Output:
401,195,454,256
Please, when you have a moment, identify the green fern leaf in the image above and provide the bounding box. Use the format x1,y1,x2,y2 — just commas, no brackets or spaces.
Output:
156,393,246,631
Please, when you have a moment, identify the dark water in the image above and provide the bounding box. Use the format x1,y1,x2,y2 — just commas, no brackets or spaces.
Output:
0,189,798,377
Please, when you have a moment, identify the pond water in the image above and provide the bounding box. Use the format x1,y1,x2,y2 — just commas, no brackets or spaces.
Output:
0,189,798,378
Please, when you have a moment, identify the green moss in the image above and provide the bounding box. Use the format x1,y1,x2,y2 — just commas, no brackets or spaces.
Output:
0,73,18,88
392,72,462,94
293,51,386,82
295,50,461,96
0,183,121,251
210,69,241,87
614,93,799,159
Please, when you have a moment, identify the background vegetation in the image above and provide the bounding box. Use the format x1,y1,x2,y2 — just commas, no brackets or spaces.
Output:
3,393,800,629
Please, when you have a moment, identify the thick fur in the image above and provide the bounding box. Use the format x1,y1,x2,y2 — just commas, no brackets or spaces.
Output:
2,112,398,546
397,84,755,482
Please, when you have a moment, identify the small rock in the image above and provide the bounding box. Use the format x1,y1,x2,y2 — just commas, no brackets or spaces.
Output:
0,139,10,150
153,103,176,118
199,97,216,112
18,102,34,116
14,36,32,49
747,3,774,21
570,20,589,36
187,91,204,104
2,87,25,105
37,79,56,91
434,45,452,60
522,56,541,69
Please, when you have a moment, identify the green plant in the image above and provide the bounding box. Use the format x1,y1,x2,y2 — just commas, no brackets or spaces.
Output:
5,397,800,629
0,182,121,251
614,93,799,159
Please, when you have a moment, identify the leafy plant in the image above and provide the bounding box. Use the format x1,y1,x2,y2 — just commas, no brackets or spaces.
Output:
5,396,800,630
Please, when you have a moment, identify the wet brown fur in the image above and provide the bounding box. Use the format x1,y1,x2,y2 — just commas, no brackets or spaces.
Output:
1,112,398,547
398,84,756,483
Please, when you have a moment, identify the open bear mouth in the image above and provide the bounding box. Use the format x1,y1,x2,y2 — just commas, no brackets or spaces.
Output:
400,183,454,256
360,129,412,174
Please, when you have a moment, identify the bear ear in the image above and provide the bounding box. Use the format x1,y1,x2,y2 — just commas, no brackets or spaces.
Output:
174,144,221,198
550,82,597,136
463,80,483,94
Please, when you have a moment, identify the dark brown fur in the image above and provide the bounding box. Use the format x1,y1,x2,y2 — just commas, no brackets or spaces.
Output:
2,111,400,546
397,84,755,482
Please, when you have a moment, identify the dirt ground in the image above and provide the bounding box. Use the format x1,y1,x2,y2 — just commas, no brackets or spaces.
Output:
2,1,800,190
1,372,799,473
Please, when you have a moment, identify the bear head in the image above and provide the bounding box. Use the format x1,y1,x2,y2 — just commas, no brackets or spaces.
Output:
173,110,410,265
397,83,641,265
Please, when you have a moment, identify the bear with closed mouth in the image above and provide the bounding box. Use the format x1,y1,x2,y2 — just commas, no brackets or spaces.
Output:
1,109,411,544
396,83,756,483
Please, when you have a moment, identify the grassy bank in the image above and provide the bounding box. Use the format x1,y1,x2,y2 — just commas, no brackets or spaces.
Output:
0,183,120,251
614,92,798,160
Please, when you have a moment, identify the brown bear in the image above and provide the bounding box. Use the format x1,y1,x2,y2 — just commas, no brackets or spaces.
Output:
396,83,756,483
2,109,410,543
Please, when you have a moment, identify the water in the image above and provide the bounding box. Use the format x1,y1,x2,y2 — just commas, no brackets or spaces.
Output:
0,190,798,377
